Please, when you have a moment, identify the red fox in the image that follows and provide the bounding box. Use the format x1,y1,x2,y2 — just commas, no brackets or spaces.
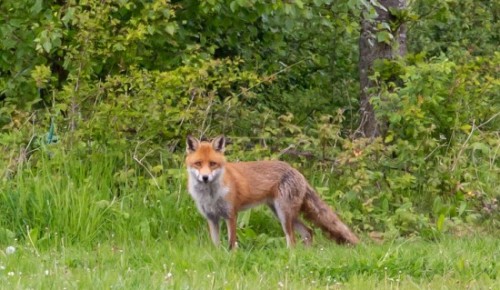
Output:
185,135,359,249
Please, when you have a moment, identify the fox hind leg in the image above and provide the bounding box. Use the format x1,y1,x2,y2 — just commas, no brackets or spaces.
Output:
268,201,297,247
270,203,312,246
277,205,296,247
293,219,313,246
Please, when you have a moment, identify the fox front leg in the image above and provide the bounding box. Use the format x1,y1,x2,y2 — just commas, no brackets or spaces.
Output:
207,218,220,247
226,213,238,250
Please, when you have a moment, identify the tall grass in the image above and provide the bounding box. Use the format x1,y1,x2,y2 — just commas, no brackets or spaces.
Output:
0,148,195,248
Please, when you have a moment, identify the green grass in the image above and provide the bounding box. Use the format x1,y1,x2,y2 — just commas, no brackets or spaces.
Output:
0,151,498,289
0,235,498,289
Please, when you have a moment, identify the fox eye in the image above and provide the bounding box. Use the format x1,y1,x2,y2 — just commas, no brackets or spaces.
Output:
193,161,202,167
209,161,217,167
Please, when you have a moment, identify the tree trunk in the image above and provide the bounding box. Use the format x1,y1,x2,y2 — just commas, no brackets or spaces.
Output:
358,0,407,138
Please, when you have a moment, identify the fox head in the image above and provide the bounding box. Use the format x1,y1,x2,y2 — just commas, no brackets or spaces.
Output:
185,135,226,183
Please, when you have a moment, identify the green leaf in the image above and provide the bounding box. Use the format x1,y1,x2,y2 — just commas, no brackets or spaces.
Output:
42,40,52,53
230,1,238,12
165,23,176,35
28,227,40,244
31,0,43,14
62,7,75,26
112,43,126,51
458,202,467,216
376,31,393,44
460,124,472,133
239,211,251,228
389,114,401,123
151,165,163,174
471,142,489,154
436,214,445,232
95,200,111,209
313,0,323,6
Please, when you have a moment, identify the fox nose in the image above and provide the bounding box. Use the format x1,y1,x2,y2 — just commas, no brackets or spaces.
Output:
202,175,209,183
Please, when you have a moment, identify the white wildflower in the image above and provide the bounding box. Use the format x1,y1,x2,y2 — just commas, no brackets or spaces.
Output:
5,246,15,255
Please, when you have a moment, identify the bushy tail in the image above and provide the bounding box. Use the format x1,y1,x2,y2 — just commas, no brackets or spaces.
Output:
302,185,359,245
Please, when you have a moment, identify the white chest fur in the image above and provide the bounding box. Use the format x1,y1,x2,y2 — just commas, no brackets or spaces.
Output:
187,168,230,221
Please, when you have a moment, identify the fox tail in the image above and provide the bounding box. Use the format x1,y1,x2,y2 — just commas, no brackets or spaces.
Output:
301,185,359,245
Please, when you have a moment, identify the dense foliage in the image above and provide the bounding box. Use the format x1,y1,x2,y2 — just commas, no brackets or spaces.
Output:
0,0,498,245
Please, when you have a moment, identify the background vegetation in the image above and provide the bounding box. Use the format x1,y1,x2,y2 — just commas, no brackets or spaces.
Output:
0,0,498,287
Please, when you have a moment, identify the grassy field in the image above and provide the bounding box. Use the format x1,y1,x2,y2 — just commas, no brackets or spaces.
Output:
0,153,498,289
0,234,498,289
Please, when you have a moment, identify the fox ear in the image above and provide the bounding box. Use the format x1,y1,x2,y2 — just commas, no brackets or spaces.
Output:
211,135,226,153
186,135,200,153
